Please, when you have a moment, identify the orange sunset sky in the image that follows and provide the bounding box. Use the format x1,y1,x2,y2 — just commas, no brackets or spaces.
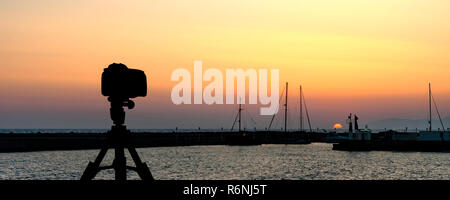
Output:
1,0,450,129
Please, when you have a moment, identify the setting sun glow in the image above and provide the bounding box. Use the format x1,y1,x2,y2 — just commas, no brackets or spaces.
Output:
333,124,343,129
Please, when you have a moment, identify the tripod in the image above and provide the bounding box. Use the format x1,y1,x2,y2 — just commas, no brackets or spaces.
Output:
81,97,153,181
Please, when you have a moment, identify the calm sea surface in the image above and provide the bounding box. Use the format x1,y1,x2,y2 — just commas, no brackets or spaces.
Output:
0,143,449,180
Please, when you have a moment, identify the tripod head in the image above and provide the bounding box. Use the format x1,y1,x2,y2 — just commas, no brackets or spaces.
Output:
108,97,135,127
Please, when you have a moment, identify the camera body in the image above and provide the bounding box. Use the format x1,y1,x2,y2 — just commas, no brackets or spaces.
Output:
101,63,147,98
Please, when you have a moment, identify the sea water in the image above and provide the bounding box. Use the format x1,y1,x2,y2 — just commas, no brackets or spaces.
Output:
0,143,449,180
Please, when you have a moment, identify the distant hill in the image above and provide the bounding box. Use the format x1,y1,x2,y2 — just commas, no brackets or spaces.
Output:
367,116,450,131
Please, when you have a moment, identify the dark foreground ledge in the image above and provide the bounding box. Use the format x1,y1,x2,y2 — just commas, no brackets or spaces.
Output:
0,180,446,199
0,131,328,152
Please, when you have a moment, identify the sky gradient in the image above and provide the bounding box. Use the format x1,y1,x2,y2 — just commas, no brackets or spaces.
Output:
1,0,450,129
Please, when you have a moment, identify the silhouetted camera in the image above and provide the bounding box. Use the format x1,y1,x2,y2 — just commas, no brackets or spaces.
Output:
101,63,147,98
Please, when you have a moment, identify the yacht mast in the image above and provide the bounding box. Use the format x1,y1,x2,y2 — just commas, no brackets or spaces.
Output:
284,82,288,132
238,102,242,132
300,85,303,131
430,85,446,131
429,83,432,131
267,86,286,131
231,100,243,132
302,88,313,132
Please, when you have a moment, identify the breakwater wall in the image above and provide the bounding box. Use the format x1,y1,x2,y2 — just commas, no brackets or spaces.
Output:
0,131,329,152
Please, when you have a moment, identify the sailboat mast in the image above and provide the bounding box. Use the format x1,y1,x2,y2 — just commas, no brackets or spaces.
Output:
302,89,313,132
285,82,288,132
300,85,303,131
429,83,432,131
238,102,242,132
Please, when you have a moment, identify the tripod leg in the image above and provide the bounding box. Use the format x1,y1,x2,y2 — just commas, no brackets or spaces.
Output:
113,147,127,181
81,148,108,180
128,147,154,180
